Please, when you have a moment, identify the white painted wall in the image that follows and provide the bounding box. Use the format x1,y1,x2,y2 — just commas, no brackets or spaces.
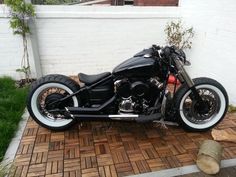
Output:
0,0,236,104
0,16,26,79
179,0,236,105
34,6,180,76
0,6,38,79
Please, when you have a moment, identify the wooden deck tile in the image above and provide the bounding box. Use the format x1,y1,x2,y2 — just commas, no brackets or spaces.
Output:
80,146,96,157
81,167,99,177
176,153,194,166
146,129,161,139
111,150,129,164
33,143,49,153
45,160,63,174
27,163,46,177
17,144,34,155
127,150,145,162
31,151,48,164
10,113,236,176
95,143,111,155
37,127,51,134
107,134,122,144
23,127,38,136
64,158,80,172
64,145,80,159
35,134,50,144
155,146,174,157
45,173,63,177
123,141,139,152
49,141,64,151
21,136,36,145
115,163,134,177
97,154,114,166
147,158,166,171
98,165,117,177
47,150,63,162
10,165,28,177
141,147,159,159
50,132,64,141
131,160,151,174
14,154,31,166
80,134,94,147
165,156,181,168
81,156,97,169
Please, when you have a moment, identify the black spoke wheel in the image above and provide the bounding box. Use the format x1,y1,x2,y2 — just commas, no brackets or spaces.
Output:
27,74,80,131
174,77,228,132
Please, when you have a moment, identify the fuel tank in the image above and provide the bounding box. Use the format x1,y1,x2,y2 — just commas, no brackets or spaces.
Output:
112,56,159,78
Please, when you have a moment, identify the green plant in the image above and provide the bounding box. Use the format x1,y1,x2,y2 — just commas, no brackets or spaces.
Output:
0,77,28,162
4,0,35,82
165,20,195,50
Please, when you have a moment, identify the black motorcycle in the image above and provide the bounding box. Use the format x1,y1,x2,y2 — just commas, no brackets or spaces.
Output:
27,45,228,131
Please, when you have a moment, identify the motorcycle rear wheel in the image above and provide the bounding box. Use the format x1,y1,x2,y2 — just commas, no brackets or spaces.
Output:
174,77,228,132
27,74,80,131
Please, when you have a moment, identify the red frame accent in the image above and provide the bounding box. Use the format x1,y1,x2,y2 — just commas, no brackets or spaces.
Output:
168,74,180,85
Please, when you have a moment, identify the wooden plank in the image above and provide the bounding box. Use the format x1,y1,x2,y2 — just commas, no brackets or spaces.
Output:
115,163,134,177
111,150,129,164
64,145,80,159
147,158,166,171
97,154,114,166
64,158,80,172
27,163,46,176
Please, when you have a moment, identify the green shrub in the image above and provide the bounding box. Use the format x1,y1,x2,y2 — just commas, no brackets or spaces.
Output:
0,77,28,162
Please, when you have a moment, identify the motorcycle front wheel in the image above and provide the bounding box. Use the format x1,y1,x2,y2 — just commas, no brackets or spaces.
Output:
174,77,228,132
27,74,80,131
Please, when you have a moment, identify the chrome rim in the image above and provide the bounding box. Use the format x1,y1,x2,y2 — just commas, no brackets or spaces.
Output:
31,83,78,127
179,84,226,129
182,88,220,124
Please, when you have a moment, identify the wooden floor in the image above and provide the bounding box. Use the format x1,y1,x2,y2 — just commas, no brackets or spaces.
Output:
11,113,236,177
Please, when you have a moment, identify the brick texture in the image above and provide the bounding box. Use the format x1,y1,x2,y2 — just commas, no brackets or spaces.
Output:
134,0,179,6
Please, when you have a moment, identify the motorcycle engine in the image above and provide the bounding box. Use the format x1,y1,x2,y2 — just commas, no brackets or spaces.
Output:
114,78,161,114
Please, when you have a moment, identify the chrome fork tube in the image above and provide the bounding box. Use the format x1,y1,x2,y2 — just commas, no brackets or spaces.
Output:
174,59,194,88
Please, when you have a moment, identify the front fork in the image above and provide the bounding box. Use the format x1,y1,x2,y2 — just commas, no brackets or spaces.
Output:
174,59,202,101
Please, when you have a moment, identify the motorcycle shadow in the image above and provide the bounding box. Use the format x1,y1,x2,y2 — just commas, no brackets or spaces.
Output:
74,121,182,141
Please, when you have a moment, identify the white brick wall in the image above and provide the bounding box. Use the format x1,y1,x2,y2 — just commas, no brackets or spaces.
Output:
0,0,236,104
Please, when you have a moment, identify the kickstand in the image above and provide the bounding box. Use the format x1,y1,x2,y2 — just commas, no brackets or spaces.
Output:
153,117,168,129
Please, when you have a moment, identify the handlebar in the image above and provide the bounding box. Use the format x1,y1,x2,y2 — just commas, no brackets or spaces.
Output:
159,45,190,65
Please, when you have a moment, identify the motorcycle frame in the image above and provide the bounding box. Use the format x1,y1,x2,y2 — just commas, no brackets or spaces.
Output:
47,51,200,122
